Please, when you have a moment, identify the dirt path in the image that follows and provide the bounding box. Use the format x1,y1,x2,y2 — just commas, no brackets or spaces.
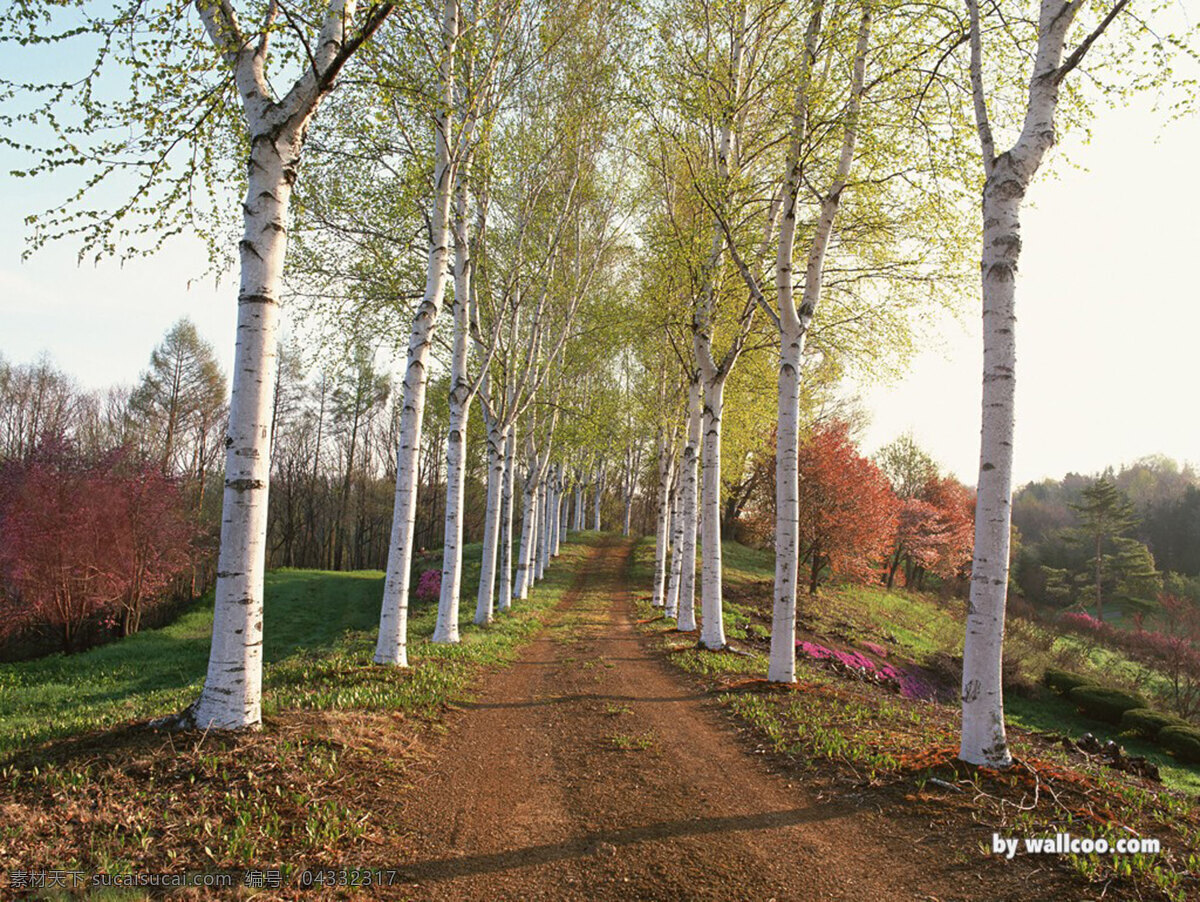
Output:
380,537,1013,901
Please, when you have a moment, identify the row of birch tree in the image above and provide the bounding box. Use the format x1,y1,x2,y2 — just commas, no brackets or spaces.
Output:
2,0,1188,765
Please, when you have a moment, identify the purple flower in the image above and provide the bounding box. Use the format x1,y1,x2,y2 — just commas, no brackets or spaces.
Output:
416,568,442,603
860,640,888,658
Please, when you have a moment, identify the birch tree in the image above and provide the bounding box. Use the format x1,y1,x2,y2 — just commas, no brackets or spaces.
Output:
958,0,1137,767
2,0,393,729
374,0,466,666
720,1,873,682
648,0,778,649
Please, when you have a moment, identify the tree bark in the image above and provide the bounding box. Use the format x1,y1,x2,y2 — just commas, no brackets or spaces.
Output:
651,433,675,608
497,425,517,612
697,374,728,650
475,423,507,625
514,457,538,600
192,71,306,729
960,0,1086,768
664,448,685,619
375,0,458,666
677,377,702,633
433,173,478,643
536,480,549,580
592,459,606,531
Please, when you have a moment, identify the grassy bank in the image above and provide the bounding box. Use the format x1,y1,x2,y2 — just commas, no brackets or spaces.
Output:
0,536,592,759
0,535,594,884
631,537,1200,901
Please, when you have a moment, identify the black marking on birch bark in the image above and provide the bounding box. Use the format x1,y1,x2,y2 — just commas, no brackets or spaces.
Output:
227,478,266,492
239,239,264,261
238,293,279,306
992,234,1021,254
984,262,1015,282
992,179,1025,201
962,679,981,703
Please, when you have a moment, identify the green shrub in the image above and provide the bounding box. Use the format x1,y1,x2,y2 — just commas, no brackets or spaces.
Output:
1043,668,1094,694
1067,686,1148,724
1159,726,1200,764
1120,708,1184,740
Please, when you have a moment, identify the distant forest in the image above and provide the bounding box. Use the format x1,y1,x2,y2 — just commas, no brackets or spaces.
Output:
1012,459,1200,618
3,318,1197,659
0,320,647,656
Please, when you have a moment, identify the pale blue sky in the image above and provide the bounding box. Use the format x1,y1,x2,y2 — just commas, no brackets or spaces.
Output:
1,49,1197,488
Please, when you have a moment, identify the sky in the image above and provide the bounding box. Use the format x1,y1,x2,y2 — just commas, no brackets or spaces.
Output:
1,51,1198,490
859,92,1200,485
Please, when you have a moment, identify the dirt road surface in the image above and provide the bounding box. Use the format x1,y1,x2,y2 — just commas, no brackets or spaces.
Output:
378,537,1070,901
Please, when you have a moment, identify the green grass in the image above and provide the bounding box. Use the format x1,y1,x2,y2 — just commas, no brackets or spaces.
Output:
1006,693,1200,796
634,535,1200,900
635,535,1200,796
0,534,595,887
718,540,774,583
0,538,580,759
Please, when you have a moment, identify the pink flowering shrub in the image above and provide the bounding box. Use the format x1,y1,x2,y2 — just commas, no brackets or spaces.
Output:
860,640,888,658
416,569,442,603
1056,599,1200,717
1059,611,1108,637
795,639,937,700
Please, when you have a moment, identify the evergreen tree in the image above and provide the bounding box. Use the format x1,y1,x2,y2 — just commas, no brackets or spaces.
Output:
1106,537,1162,616
1070,478,1144,621
129,319,226,515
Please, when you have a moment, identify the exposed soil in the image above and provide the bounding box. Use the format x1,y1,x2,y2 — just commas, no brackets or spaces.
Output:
2,536,1106,900
366,536,1081,901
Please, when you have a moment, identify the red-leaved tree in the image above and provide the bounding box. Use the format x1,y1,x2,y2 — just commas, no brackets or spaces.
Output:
103,453,196,636
887,475,974,589
0,442,196,651
797,423,899,594
0,443,111,652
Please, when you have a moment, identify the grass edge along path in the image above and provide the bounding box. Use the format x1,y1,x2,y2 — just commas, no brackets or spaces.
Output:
0,536,599,759
628,537,1200,902
0,536,601,886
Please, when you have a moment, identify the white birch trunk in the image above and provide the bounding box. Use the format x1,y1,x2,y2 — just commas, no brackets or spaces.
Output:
536,481,549,580
497,426,516,612
375,0,458,666
191,0,385,727
475,423,507,624
676,378,702,632
664,452,685,619
573,476,584,531
592,460,607,531
192,128,296,728
560,474,570,540
514,463,537,600
960,0,1085,768
768,333,803,681
432,174,475,645
651,435,674,607
698,375,727,650
550,465,562,557
432,396,469,643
